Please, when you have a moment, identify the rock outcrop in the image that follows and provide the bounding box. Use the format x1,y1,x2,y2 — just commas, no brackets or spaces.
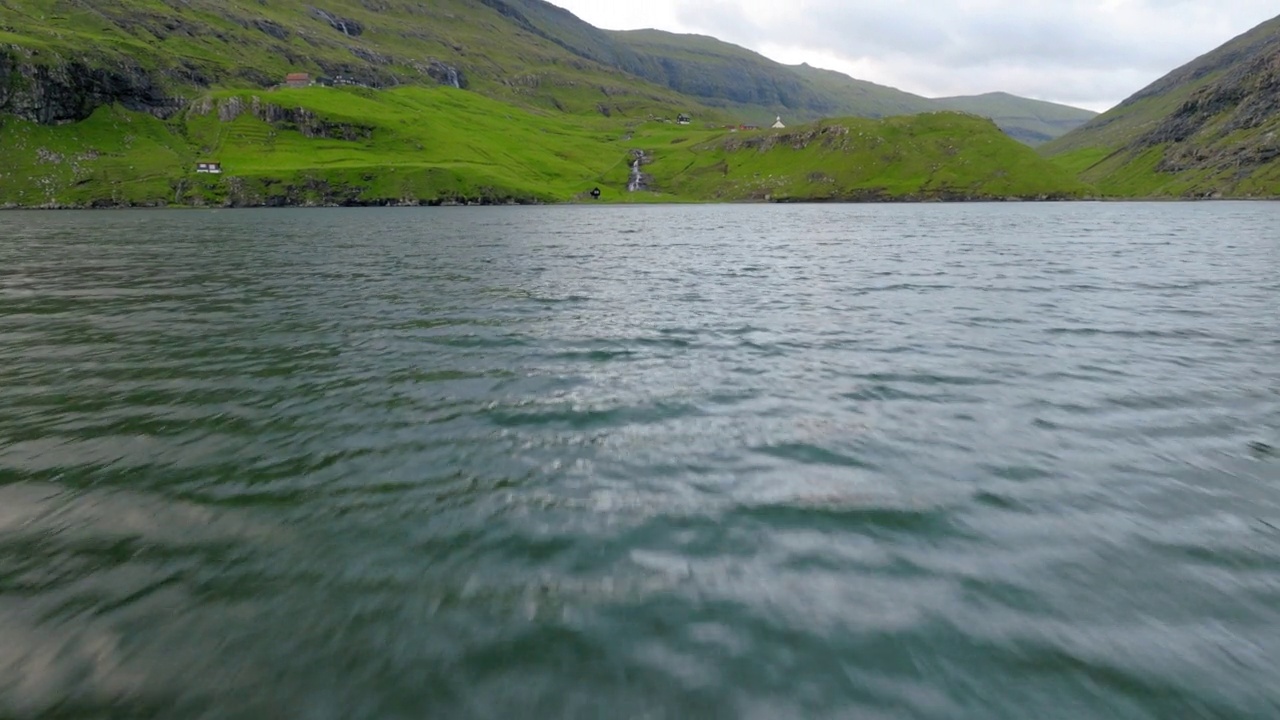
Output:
0,48,183,124
310,7,363,37
194,96,374,141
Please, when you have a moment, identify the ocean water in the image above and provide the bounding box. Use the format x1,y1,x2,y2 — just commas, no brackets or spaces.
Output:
1,203,1278,719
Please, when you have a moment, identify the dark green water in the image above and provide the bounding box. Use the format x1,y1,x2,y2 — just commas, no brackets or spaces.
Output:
1,204,1278,719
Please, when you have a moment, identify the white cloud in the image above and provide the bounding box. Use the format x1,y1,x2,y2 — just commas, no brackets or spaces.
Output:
549,0,1278,111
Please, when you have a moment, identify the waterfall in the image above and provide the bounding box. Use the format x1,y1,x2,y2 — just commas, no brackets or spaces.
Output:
446,67,460,89
627,152,645,192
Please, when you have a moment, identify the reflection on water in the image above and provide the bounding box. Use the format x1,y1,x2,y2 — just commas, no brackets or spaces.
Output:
1,204,1278,719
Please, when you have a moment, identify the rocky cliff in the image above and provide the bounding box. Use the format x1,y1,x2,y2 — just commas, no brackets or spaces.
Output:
0,47,185,124
1144,49,1280,174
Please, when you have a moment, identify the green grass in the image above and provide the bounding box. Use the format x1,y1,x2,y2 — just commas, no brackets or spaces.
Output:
648,113,1089,202
0,0,1114,205
0,0,717,120
0,0,1095,142
0,87,1092,207
0,105,191,206
0,85,726,206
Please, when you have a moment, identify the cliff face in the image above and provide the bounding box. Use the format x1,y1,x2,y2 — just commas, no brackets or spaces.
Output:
188,95,375,140
1143,50,1280,167
1150,65,1279,145
0,47,185,124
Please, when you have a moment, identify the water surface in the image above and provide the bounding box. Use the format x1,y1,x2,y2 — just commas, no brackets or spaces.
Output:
1,203,1278,719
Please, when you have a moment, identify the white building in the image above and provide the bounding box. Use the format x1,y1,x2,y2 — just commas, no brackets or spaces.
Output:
772,116,786,129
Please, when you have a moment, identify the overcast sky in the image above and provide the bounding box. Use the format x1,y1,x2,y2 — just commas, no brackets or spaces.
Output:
549,1,1278,112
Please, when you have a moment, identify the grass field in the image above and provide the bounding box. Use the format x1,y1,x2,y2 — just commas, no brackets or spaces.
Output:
0,85,1090,206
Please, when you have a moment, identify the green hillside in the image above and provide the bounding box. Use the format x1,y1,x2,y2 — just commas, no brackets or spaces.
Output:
0,1,1094,141
0,0,1096,207
651,113,1090,202
1043,13,1280,197
0,85,676,207
0,84,1088,207
932,92,1096,146
0,0,706,120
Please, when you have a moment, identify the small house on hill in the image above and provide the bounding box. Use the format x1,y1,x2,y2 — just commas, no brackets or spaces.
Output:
772,116,786,129
196,162,223,174
285,73,311,88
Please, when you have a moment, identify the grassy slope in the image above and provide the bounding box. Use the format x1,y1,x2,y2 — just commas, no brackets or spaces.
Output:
0,85,1090,206
0,0,710,117
633,113,1088,202
0,85,702,206
0,0,1095,206
932,92,1096,145
0,104,191,206
1042,14,1280,196
0,0,1096,138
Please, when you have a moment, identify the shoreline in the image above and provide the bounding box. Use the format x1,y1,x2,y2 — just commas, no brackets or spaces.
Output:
3,195,1277,210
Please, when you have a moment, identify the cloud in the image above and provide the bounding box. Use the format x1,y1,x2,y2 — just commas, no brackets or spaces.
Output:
551,0,1279,111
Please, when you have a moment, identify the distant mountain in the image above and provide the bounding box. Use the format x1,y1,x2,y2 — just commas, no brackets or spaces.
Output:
608,30,1095,143
932,92,1096,145
609,31,936,120
1043,14,1280,196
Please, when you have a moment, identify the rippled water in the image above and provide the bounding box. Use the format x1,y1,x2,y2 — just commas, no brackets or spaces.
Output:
1,203,1278,719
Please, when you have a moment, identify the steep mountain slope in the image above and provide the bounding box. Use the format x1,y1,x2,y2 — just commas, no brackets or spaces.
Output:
0,0,704,123
0,0,1094,140
932,92,1096,145
611,31,935,121
1043,13,1280,196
